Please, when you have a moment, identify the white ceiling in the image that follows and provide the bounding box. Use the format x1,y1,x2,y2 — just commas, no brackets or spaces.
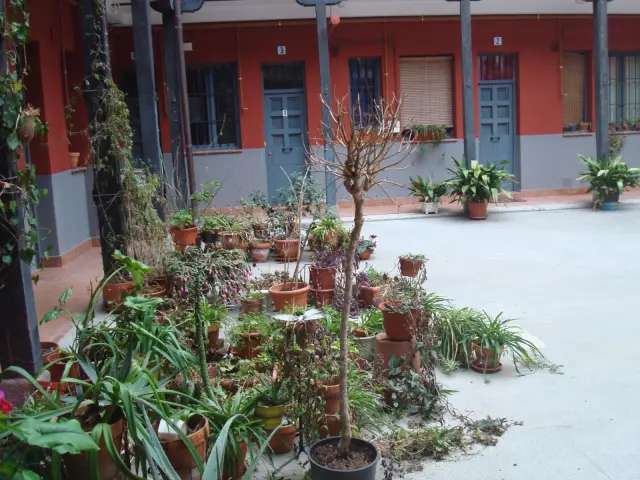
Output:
107,0,640,27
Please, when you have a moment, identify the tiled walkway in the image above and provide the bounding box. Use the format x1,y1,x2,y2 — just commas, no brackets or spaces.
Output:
35,190,640,343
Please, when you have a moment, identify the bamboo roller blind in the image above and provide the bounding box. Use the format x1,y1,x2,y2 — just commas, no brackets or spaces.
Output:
562,53,586,127
399,57,453,127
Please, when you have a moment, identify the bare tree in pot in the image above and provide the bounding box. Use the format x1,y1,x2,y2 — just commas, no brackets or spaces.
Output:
306,95,415,478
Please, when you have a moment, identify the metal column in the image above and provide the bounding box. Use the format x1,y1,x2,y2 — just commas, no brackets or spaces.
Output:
460,0,476,164
315,3,337,206
593,0,610,160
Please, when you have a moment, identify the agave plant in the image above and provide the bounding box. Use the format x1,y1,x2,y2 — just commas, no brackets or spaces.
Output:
577,154,640,207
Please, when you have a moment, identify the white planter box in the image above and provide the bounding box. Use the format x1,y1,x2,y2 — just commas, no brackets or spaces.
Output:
422,202,439,214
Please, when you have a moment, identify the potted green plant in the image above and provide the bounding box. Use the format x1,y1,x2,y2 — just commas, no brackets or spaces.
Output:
378,276,427,341
198,213,227,245
308,214,347,250
577,154,640,210
398,253,427,278
408,175,448,214
356,235,377,260
229,313,273,360
254,379,296,454
405,123,447,143
351,308,384,361
357,267,387,307
240,290,265,315
446,158,515,220
168,208,197,251
196,300,226,349
468,311,545,374
249,236,272,263
577,121,591,133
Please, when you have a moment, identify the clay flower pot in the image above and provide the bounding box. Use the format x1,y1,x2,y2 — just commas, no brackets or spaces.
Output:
309,265,336,290
45,350,79,382
268,282,310,312
379,302,419,341
250,241,271,263
359,285,381,307
311,288,334,307
241,298,264,315
103,278,135,310
268,424,296,454
358,248,373,260
467,200,488,220
220,232,240,249
255,404,285,430
471,343,504,373
273,238,300,262
18,115,36,144
253,223,269,237
399,257,424,277
352,329,376,362
39,341,59,367
317,414,341,439
69,152,80,169
161,415,209,478
234,332,261,359
207,325,220,349
141,281,167,298
223,440,248,480
170,226,198,252
65,418,124,480
322,382,340,415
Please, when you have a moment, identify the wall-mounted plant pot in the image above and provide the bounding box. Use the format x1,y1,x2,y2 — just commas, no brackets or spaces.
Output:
65,418,124,480
161,415,209,479
311,287,334,307
103,278,135,310
467,201,488,220
250,241,271,262
352,330,376,362
69,152,80,169
220,232,240,249
309,265,336,290
471,343,503,373
268,282,310,312
170,226,198,252
422,202,439,214
379,302,418,341
241,298,264,315
255,404,285,430
358,248,373,260
359,285,381,307
273,238,300,262
268,424,296,454
309,437,379,480
399,257,424,277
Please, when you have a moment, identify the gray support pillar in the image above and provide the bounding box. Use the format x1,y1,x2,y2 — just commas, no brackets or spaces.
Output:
315,3,337,206
593,0,610,160
162,9,188,205
460,0,476,164
131,0,163,174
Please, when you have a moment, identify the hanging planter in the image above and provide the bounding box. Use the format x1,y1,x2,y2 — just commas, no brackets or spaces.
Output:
18,106,40,145
398,254,426,277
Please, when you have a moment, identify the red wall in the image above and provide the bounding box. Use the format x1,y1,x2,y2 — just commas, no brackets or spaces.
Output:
26,0,87,175
108,16,640,154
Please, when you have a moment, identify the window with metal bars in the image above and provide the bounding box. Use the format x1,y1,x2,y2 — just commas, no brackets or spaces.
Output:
187,63,240,149
609,54,640,128
348,57,381,127
562,52,590,132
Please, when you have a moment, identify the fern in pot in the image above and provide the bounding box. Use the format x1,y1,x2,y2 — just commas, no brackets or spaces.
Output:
446,158,514,220
577,154,640,210
408,175,448,214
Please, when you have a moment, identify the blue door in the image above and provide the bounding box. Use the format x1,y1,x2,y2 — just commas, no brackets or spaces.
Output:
263,91,308,200
479,83,515,184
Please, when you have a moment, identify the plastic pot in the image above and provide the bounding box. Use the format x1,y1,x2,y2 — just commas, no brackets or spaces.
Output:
399,257,424,277
255,404,285,430
359,285,381,307
170,226,198,252
379,302,418,341
352,331,376,362
422,201,439,214
467,200,488,220
268,282,310,312
601,192,620,211
309,437,379,480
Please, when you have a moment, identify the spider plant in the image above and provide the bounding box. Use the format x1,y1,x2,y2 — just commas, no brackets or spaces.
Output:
432,307,483,372
353,308,384,337
307,214,347,246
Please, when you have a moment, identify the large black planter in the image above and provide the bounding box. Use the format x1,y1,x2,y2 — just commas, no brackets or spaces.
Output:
309,437,378,480
601,192,620,211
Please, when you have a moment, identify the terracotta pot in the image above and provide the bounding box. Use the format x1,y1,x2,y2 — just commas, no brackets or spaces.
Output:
467,201,488,220
578,123,591,133
157,305,178,325
65,418,124,480
268,282,310,312
309,265,335,290
69,152,80,169
250,241,271,262
353,332,376,362
317,414,341,439
399,257,424,277
294,318,317,348
220,377,260,394
322,383,340,415
273,238,300,262
37,380,70,397
103,278,135,310
268,424,296,454
374,333,421,379
237,243,249,254
252,223,268,237
255,404,285,430
220,232,240,249
18,115,35,144
358,248,373,260
222,440,248,480
234,332,261,359
310,287,334,307
170,226,198,252
45,350,79,382
379,302,419,341
141,282,167,298
40,341,59,367
471,343,503,372
241,298,263,315
207,325,220,349
161,415,209,479
359,285,381,307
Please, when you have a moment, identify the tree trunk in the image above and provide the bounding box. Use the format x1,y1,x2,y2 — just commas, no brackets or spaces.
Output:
337,190,365,455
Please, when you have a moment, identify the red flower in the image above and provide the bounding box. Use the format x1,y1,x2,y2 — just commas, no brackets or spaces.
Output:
370,235,377,239
0,390,13,415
